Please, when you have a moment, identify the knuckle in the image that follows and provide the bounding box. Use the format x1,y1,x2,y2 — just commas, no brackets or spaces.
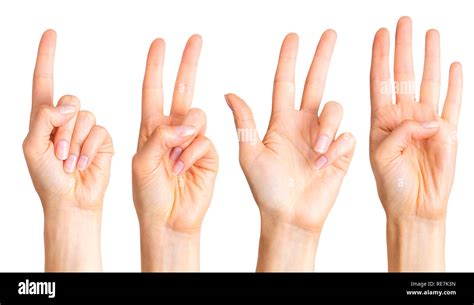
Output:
203,136,212,147
189,107,205,116
59,94,80,106
151,126,168,146
154,125,167,138
195,138,212,154
37,104,51,117
79,110,96,124
400,119,415,129
93,124,107,135
203,138,216,156
206,137,219,164
94,125,114,154
187,108,207,122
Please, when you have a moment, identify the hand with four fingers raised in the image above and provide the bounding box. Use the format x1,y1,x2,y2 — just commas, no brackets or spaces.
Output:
23,30,114,271
225,31,356,271
132,35,218,271
369,17,463,271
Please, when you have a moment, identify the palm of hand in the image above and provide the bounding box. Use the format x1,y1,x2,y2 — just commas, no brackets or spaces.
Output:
371,102,456,219
245,110,351,231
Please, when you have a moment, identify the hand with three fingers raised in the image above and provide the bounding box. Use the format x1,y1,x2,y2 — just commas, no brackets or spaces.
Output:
23,30,114,271
369,17,463,271
132,35,218,271
225,31,356,271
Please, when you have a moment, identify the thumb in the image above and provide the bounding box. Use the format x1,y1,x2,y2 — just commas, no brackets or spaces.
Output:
378,119,440,158
136,125,197,167
224,93,263,158
25,105,77,153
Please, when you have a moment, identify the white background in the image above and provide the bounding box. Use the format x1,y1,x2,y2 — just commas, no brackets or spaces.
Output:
0,0,472,272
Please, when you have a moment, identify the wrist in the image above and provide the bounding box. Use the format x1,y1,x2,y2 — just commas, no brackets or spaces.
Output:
257,217,320,272
44,207,102,271
386,216,446,272
139,221,201,272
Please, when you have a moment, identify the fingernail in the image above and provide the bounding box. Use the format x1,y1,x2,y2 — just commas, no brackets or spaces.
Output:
57,105,76,114
170,147,183,162
315,155,328,170
77,155,89,171
314,134,330,153
57,140,69,160
175,126,196,137
422,121,440,129
172,160,184,176
64,154,78,173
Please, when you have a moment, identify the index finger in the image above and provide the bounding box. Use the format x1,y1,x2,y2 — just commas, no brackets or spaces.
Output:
32,30,56,118
272,33,298,115
370,28,392,113
141,38,165,130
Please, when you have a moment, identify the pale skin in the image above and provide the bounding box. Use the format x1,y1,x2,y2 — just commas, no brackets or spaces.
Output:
370,17,463,271
225,31,356,271
23,30,114,271
132,35,218,271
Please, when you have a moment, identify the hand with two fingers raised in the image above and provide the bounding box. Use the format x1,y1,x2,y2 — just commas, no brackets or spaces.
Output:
132,35,218,271
225,31,356,271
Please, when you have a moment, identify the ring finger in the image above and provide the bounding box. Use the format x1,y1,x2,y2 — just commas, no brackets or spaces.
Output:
314,101,343,154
